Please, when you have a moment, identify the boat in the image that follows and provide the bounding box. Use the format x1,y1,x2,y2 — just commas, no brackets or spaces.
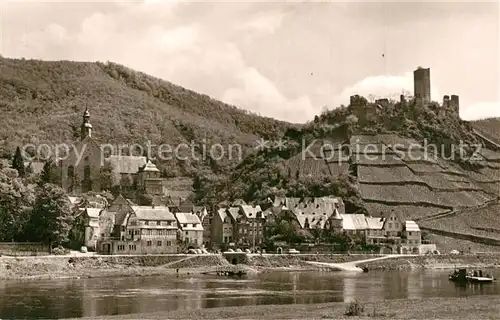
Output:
448,268,495,283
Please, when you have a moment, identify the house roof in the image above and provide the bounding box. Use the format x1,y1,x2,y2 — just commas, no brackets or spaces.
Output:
175,212,203,231
405,220,421,232
239,205,262,219
107,155,147,174
139,160,160,172
217,208,228,221
194,206,208,221
366,216,384,230
68,196,83,206
264,206,284,217
286,197,344,229
126,198,136,206
85,208,102,219
132,206,175,221
341,214,369,230
227,207,239,221
383,210,404,222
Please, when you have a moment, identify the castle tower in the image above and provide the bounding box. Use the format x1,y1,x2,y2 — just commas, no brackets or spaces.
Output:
80,108,92,140
450,95,460,114
413,67,431,104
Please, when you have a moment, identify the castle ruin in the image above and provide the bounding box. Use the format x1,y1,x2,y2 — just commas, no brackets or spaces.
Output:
348,66,460,121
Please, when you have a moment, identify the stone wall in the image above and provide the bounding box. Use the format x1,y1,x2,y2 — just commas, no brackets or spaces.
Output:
0,242,50,256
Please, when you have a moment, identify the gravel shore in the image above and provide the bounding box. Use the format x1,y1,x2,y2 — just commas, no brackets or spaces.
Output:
67,295,500,320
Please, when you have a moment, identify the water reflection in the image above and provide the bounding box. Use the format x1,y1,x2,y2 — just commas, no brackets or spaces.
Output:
0,269,499,319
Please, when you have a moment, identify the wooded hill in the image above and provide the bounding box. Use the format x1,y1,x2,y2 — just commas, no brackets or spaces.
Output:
0,57,291,176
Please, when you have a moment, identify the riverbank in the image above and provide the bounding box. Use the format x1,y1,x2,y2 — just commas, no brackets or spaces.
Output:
2,253,500,280
357,253,500,271
69,295,500,320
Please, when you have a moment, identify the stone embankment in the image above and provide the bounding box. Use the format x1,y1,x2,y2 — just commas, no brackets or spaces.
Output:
2,253,500,280
357,253,500,271
0,254,228,280
245,254,383,269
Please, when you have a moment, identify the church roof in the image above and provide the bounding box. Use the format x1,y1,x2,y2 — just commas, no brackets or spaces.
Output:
107,155,147,174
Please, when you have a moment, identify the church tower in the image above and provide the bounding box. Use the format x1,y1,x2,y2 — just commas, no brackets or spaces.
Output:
81,108,92,140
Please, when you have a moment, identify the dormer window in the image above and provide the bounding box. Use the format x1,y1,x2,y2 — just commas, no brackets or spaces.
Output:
249,213,252,217
323,213,327,215
183,224,187,228
316,204,320,208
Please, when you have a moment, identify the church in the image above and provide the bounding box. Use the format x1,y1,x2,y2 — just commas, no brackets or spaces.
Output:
60,108,167,196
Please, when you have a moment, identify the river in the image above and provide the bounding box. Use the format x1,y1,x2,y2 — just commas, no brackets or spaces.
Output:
1,269,500,319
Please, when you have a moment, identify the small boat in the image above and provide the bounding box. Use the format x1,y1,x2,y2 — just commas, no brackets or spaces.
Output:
449,268,495,283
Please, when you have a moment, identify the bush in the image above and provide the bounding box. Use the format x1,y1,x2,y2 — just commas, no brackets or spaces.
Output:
51,245,69,255
344,300,364,317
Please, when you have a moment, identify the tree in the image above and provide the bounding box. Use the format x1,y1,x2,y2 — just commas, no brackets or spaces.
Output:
12,147,25,177
40,161,61,186
99,162,114,191
120,174,133,189
27,184,74,248
0,168,35,241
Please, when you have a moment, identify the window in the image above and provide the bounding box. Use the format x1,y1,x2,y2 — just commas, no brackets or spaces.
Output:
409,231,412,236
166,241,172,246
388,223,392,229
83,165,91,180
129,244,136,251
183,224,187,228
157,221,161,226
157,241,162,246
147,241,152,246
185,231,188,235
118,245,125,251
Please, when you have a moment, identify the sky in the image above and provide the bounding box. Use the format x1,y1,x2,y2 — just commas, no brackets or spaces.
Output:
0,0,498,123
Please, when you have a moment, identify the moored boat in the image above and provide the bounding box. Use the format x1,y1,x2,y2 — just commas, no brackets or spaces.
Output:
449,268,495,283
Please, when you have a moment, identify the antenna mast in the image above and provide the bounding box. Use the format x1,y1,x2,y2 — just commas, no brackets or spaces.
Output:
382,2,387,75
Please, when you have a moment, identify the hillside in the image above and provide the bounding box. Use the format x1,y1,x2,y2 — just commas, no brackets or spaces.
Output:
197,97,500,247
0,57,292,175
472,118,500,145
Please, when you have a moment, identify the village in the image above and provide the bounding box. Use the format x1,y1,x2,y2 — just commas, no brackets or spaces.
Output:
67,192,434,256
0,66,451,258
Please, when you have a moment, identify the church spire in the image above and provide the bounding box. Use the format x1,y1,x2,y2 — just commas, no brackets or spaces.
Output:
81,107,92,140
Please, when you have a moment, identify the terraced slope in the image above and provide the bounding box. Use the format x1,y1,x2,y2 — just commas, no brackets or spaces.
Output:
419,203,500,244
472,118,500,144
280,133,499,222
